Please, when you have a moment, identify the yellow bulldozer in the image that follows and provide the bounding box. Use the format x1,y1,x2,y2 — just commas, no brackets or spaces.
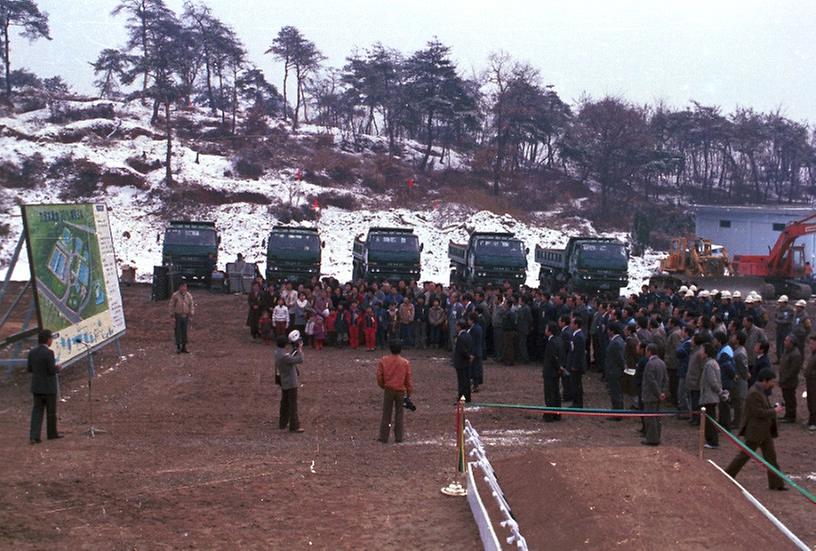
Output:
659,237,733,278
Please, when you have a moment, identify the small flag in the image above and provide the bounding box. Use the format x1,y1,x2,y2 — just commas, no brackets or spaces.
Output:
406,178,415,189
433,200,441,210
295,168,303,181
312,199,319,211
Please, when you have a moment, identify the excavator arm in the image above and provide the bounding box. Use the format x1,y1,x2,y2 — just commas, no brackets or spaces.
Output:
766,214,816,273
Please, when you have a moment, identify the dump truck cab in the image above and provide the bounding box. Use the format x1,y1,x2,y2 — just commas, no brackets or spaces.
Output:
162,221,219,284
265,226,323,284
537,237,628,295
450,232,528,287
352,227,422,283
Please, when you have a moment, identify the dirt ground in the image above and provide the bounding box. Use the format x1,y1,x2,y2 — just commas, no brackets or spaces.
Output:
1,285,815,550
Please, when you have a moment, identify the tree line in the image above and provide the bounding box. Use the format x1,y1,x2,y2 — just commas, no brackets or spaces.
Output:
1,0,814,209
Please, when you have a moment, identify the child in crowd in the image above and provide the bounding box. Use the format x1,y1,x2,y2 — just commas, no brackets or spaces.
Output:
259,310,274,344
335,304,349,347
272,297,290,336
312,312,326,350
326,307,338,346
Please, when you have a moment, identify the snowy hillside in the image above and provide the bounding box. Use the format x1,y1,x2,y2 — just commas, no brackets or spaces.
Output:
0,100,662,295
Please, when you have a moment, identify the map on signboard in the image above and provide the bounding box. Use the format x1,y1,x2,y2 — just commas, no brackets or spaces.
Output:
22,204,126,366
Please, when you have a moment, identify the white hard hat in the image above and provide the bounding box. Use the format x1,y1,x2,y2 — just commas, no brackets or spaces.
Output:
698,290,710,298
745,296,755,304
710,289,719,296
689,285,698,293
778,295,789,303
288,330,302,343
721,291,731,300
732,291,741,298
679,285,689,293
796,299,808,308
685,290,695,298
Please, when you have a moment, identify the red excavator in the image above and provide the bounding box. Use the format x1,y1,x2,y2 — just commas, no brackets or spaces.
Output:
731,213,816,299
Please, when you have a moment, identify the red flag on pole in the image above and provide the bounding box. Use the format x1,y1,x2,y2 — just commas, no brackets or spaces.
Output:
406,178,415,189
295,168,303,181
312,198,319,211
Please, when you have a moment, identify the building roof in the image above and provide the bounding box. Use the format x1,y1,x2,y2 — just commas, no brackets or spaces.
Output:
692,204,815,216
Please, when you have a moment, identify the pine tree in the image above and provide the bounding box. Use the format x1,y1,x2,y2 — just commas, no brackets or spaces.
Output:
0,0,50,98
90,48,126,98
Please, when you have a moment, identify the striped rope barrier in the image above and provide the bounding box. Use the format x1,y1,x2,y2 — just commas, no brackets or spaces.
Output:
705,414,816,506
467,401,682,417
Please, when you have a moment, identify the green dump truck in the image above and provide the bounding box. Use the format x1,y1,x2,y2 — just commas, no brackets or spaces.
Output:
352,227,422,283
162,221,219,285
536,237,628,295
449,232,528,287
265,226,323,284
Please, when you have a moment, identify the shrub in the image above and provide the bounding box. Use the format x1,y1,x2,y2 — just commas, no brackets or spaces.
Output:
268,202,318,224
0,153,46,188
60,159,102,199
126,155,163,174
49,102,115,123
312,191,359,211
234,156,264,179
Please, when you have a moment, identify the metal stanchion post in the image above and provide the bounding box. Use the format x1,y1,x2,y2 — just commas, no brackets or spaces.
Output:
698,406,706,459
441,396,468,496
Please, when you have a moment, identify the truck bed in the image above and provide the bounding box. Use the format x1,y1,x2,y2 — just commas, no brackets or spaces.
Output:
448,242,467,264
535,245,567,269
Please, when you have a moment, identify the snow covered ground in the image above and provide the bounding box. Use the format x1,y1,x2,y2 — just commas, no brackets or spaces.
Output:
0,100,662,295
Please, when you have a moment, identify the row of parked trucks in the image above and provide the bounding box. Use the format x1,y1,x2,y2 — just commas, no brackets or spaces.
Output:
159,221,630,295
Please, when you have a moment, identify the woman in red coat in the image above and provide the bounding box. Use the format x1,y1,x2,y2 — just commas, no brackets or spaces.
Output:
361,306,378,351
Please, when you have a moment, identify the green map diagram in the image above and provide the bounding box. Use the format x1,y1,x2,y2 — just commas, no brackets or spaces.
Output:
25,205,109,332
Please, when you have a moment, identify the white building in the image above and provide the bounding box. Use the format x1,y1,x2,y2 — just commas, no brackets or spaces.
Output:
693,205,816,262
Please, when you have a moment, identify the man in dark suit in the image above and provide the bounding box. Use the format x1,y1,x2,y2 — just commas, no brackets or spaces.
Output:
641,344,668,445
605,323,626,417
28,329,62,444
541,322,563,421
724,368,786,490
467,312,484,393
453,319,474,403
567,317,587,408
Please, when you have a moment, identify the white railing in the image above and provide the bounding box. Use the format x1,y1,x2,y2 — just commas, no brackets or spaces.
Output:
464,420,528,551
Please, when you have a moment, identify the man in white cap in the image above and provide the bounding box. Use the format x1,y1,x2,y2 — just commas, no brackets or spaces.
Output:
275,330,305,433
720,291,735,324
773,295,793,363
791,299,811,356
732,291,745,323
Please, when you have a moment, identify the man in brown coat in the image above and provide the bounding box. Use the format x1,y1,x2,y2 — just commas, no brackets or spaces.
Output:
376,340,414,443
778,335,803,424
724,368,786,491
806,336,816,431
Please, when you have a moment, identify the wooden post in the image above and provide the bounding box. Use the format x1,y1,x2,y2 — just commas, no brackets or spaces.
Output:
698,406,707,459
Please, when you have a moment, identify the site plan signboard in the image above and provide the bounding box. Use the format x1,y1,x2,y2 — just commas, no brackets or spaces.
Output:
21,203,126,366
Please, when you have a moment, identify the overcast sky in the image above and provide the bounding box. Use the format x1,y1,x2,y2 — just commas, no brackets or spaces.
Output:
15,0,816,122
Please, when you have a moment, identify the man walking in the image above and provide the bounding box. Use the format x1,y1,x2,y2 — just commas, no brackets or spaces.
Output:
28,330,62,444
169,280,194,353
725,368,787,491
641,344,668,445
453,319,474,403
468,312,484,393
376,340,414,443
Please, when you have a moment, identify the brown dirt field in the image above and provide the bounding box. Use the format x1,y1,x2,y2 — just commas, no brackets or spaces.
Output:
490,447,792,550
1,285,814,550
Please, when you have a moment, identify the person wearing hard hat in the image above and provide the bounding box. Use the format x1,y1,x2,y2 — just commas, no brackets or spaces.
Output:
732,291,745,323
275,330,305,433
698,290,713,318
719,291,735,324
791,299,811,356
748,295,769,329
774,296,794,364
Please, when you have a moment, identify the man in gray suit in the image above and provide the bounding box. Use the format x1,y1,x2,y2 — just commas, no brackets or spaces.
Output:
605,322,626,418
28,330,62,444
276,333,305,433
641,344,669,445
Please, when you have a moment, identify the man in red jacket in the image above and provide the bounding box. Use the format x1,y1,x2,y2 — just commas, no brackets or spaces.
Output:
376,340,414,443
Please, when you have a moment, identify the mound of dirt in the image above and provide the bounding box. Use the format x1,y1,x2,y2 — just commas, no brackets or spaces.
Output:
488,447,792,550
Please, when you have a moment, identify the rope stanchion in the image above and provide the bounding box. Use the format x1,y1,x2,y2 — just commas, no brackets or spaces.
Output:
698,406,706,460
705,414,816,506
441,397,468,497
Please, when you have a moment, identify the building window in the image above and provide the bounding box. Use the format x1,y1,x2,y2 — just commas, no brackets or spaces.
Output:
719,220,731,228
772,223,785,231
